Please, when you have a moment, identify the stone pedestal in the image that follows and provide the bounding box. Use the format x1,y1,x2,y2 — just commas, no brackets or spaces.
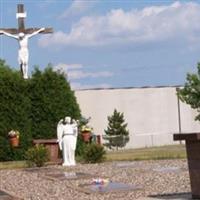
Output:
33,139,60,163
174,133,200,199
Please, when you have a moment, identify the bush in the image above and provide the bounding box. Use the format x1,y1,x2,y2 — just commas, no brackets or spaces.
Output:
75,116,93,158
75,135,87,157
83,143,106,163
25,145,49,167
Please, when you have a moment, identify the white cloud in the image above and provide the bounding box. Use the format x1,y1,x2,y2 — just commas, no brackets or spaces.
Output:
71,82,111,90
68,70,113,79
54,63,83,72
37,0,56,9
39,1,200,47
59,0,97,19
53,63,113,80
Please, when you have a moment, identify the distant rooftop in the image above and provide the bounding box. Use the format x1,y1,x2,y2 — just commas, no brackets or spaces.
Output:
75,85,183,91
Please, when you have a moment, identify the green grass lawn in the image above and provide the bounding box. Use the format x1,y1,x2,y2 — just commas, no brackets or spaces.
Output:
0,160,27,169
105,144,186,161
0,144,187,169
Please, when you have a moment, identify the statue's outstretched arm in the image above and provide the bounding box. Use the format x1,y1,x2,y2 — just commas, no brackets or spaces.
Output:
27,27,45,38
0,31,18,39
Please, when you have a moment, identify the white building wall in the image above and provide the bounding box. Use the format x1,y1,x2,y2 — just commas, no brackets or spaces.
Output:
75,86,200,149
180,101,200,132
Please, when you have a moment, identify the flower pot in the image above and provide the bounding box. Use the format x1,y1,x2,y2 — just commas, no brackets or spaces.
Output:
9,136,19,147
82,131,91,142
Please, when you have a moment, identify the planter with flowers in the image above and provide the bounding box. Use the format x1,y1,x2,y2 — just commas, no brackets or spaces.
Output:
81,125,93,143
8,130,20,147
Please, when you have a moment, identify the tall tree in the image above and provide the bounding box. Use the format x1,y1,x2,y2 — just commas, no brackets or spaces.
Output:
104,109,129,150
29,66,81,139
178,63,200,121
0,59,31,160
0,60,81,161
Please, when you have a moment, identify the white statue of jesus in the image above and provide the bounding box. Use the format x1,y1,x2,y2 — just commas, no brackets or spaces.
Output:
0,28,45,79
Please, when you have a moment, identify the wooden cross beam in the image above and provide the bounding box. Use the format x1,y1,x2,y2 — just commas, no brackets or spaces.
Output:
0,4,53,35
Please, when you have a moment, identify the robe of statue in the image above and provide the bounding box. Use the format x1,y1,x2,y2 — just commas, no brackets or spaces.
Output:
57,119,63,150
57,117,77,166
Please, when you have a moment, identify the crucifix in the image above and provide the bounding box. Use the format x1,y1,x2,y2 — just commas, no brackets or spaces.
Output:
0,4,53,79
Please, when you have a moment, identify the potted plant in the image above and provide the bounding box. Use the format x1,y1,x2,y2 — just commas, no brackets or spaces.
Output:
78,116,93,143
8,130,20,147
81,125,93,142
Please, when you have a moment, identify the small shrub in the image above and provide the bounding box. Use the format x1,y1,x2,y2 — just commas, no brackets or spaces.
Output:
75,135,86,157
25,145,49,167
83,143,106,163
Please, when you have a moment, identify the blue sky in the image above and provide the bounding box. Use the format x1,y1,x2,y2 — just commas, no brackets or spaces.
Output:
1,0,200,89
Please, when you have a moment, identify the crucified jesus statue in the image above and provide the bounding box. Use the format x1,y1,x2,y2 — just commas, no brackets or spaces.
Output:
0,4,53,79
0,28,45,79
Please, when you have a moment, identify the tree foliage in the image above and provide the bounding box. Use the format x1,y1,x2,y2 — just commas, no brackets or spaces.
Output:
178,63,200,121
104,109,129,150
0,60,31,160
0,60,81,161
29,66,81,139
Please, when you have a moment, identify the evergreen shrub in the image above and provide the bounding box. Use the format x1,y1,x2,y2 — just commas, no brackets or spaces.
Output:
25,145,49,167
83,143,106,163
104,109,129,150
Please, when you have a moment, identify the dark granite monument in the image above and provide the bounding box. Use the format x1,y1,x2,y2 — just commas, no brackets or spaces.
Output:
174,133,200,199
33,139,60,163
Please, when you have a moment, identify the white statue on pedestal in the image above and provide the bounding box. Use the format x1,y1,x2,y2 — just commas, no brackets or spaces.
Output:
57,116,78,166
0,28,45,79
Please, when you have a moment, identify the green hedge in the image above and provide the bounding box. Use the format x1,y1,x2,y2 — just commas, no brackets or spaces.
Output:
0,60,81,161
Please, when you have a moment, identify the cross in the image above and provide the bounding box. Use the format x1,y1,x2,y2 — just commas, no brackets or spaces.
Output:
0,4,53,79
0,4,53,35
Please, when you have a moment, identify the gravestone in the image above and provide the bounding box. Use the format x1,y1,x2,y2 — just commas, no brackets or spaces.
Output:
174,133,200,199
33,139,60,163
0,190,21,200
45,172,94,181
115,162,137,168
78,181,142,194
148,192,192,199
152,166,182,173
